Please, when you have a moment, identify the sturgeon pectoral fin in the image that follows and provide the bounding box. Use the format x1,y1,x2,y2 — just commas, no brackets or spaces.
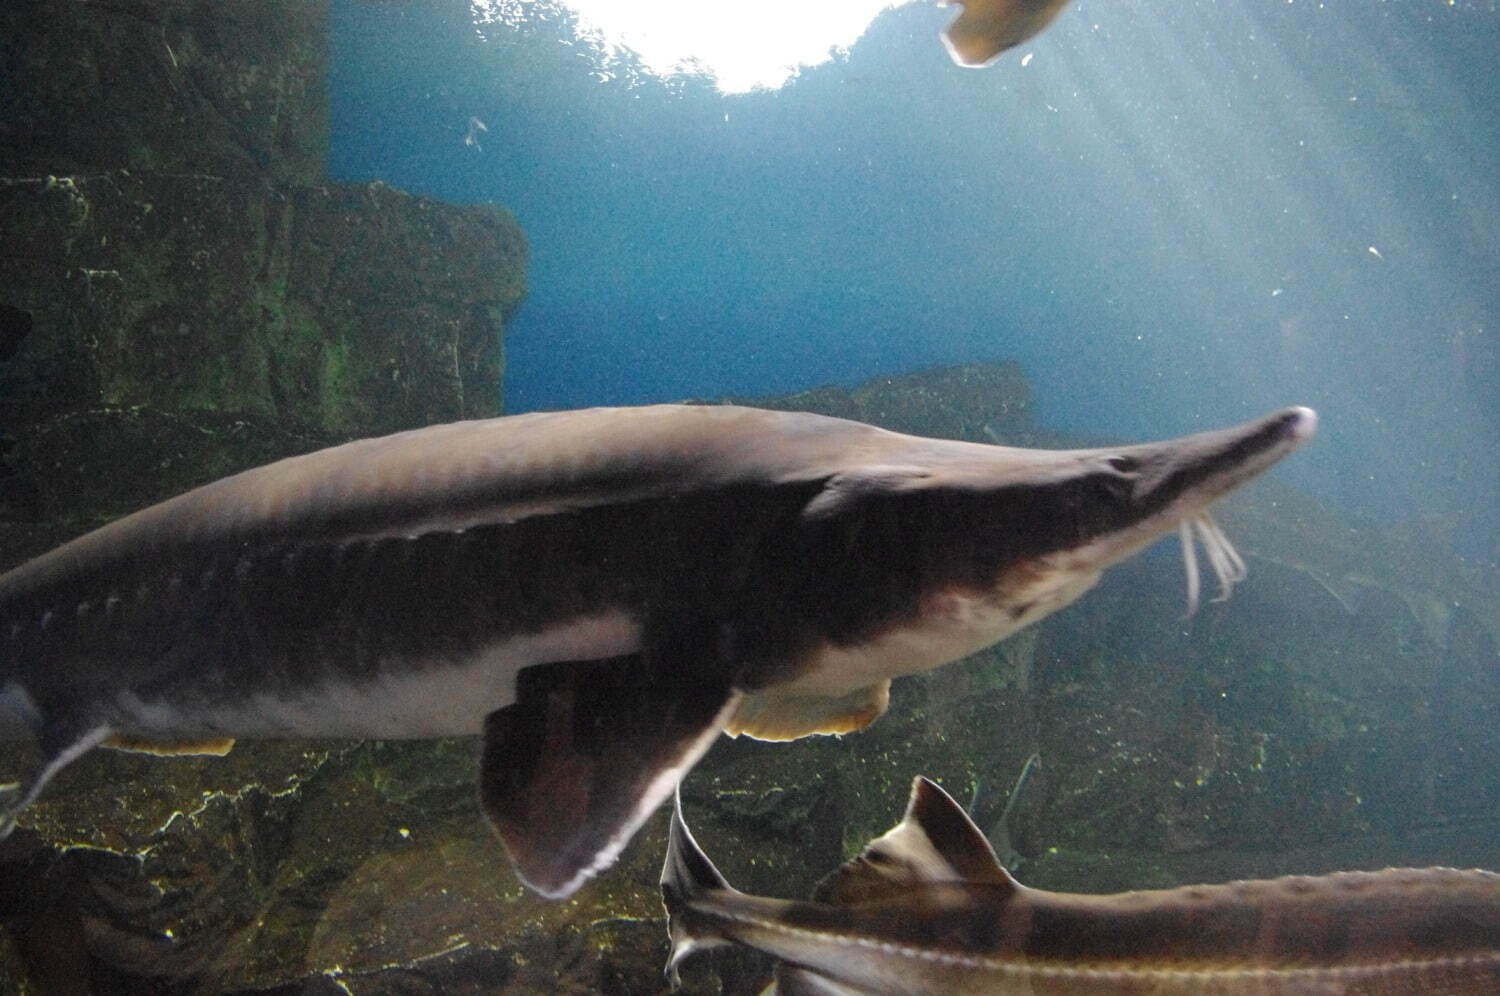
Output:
101,734,236,756
724,681,890,741
481,652,739,899
0,720,112,841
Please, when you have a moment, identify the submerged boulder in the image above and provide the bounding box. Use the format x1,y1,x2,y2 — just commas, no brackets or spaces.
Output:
0,0,328,185
0,172,525,448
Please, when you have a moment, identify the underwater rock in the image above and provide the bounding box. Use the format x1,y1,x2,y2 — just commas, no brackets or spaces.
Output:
0,0,328,185
0,0,527,526
2,407,331,526
0,172,524,441
1215,478,1500,653
743,361,1036,445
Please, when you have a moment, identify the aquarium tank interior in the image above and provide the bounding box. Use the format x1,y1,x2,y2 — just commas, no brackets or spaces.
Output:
1,0,1499,991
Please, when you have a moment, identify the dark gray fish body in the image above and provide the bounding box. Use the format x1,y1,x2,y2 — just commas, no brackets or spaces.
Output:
664,776,1500,994
1,403,1313,897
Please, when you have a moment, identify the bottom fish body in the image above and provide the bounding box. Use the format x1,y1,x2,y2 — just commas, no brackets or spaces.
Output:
664,777,1500,994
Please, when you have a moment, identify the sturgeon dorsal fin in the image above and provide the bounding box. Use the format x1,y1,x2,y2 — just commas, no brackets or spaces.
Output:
480,652,739,899
814,776,1017,906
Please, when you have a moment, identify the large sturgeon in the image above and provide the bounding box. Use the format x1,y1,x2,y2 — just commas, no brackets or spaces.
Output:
0,403,1313,897
664,776,1500,993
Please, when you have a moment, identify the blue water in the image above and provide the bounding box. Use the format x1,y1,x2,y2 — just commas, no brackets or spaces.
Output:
328,0,1500,555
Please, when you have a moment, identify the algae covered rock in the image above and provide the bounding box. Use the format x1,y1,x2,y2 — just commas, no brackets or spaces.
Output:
0,0,328,185
1,0,527,467
1,407,331,527
745,360,1035,445
0,172,525,444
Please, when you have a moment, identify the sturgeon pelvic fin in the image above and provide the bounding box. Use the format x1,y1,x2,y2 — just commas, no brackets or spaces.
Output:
482,650,740,899
724,681,890,741
102,734,237,756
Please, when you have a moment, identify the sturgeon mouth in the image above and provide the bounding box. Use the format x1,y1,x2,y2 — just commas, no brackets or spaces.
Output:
1163,406,1317,613
1170,406,1317,613
1060,406,1317,607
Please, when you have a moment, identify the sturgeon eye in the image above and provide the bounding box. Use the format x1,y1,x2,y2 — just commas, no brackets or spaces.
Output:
1106,455,1139,474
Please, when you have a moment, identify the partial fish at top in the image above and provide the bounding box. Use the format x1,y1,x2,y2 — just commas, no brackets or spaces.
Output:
0,403,1313,897
940,0,1073,67
664,775,1500,994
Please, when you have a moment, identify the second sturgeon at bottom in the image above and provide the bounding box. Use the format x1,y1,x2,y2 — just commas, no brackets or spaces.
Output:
0,403,1315,898
664,776,1500,994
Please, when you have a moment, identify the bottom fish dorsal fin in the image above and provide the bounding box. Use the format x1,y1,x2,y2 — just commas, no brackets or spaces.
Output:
102,734,236,756
724,681,890,741
481,652,739,899
815,776,1018,906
